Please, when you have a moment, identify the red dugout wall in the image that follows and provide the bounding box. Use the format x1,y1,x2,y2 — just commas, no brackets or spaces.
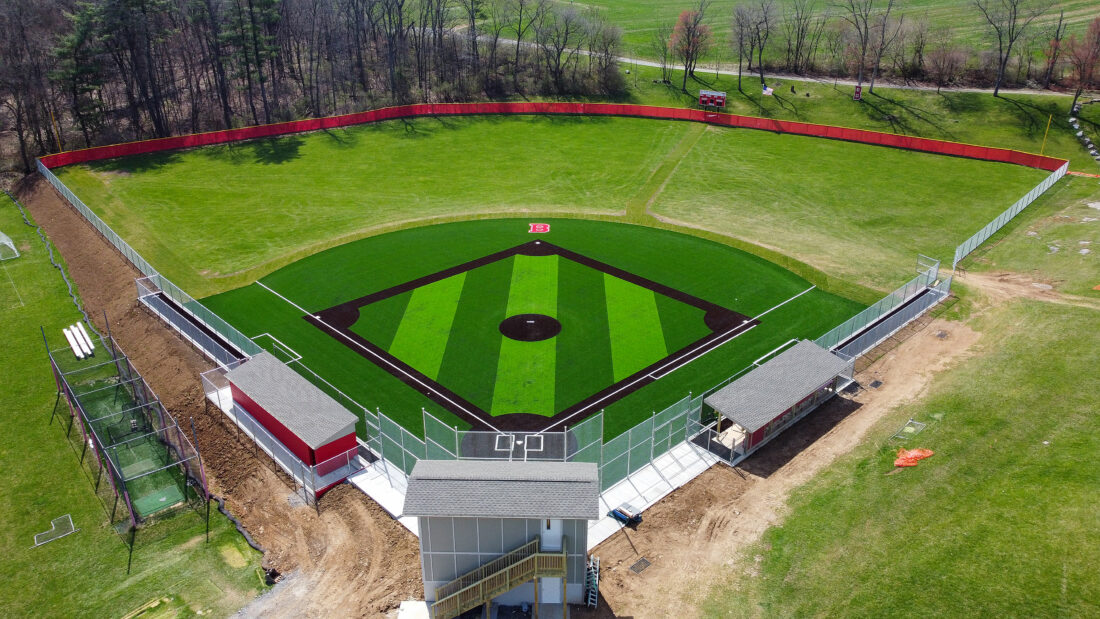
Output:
229,382,356,477
39,102,1068,172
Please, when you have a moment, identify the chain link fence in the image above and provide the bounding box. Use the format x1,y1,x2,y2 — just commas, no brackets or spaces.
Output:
37,161,262,361
953,162,1069,267
815,260,940,351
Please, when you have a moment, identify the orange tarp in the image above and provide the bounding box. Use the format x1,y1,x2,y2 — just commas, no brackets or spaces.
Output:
894,448,934,467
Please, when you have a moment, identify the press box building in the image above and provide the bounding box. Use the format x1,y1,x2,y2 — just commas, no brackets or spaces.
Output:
403,460,599,618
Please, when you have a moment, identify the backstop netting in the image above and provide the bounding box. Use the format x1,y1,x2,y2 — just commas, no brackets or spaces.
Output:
0,230,17,260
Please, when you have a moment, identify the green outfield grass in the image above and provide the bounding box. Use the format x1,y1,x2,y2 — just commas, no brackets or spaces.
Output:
203,219,862,439
582,0,1097,64
964,176,1100,298
54,114,1047,297
0,196,264,617
650,124,1048,290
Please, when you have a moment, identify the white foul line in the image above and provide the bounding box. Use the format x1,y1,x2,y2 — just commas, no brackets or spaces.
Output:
255,281,503,432
548,320,758,431
647,323,757,380
753,285,816,320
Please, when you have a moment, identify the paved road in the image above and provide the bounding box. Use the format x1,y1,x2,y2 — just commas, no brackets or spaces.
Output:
618,54,1074,97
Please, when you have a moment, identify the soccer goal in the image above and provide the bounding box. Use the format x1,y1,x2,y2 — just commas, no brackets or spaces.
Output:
0,230,18,261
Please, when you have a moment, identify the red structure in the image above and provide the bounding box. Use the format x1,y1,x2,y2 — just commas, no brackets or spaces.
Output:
226,352,358,480
39,102,1068,173
699,90,727,108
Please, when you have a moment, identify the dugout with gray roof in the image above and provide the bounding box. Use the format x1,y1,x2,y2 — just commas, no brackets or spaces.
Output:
403,460,600,520
225,351,357,449
705,340,849,432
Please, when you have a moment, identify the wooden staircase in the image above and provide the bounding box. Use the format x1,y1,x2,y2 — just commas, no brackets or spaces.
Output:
431,537,568,619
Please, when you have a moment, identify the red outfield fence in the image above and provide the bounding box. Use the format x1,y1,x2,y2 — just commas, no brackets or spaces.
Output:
39,102,1068,172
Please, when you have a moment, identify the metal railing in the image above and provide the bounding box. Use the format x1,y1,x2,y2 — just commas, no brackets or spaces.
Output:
953,161,1069,267
815,261,939,351
37,161,262,360
431,537,567,619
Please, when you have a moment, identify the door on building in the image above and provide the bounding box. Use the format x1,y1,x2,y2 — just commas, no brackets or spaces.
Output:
540,576,562,603
541,518,563,551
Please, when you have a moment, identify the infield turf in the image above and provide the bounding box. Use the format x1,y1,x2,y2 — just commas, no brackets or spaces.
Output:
202,218,863,439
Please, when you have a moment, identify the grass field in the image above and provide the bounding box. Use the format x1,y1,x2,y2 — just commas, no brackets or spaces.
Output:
581,0,1098,63
704,299,1100,616
619,64,1093,173
966,176,1100,297
0,196,264,617
54,113,1048,297
203,219,862,438
700,175,1100,615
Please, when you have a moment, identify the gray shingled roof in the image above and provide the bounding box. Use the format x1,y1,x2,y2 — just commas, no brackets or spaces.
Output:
226,352,358,449
704,340,848,433
403,460,600,519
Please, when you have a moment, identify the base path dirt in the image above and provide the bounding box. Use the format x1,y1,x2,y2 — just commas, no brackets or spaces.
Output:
18,176,422,617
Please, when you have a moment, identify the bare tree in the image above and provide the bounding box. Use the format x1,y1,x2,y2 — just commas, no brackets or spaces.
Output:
837,0,874,90
1067,17,1100,108
458,0,482,75
926,28,966,91
782,0,819,74
669,0,713,92
509,0,548,91
1041,9,1067,88
868,0,902,93
733,5,752,90
650,22,675,83
749,0,776,88
973,0,1051,96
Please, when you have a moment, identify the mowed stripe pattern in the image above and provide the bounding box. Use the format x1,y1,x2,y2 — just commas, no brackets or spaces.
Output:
351,252,714,418
387,273,466,379
491,255,560,416
605,274,668,380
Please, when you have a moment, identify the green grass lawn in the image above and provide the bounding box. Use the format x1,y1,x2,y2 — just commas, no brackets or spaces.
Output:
704,297,1100,617
54,113,1048,297
203,219,861,439
964,175,1100,298
580,0,1098,65
651,123,1047,290
0,196,264,617
619,63,1093,173
700,173,1100,615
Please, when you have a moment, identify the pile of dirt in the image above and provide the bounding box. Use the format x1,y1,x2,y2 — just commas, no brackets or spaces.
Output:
19,176,422,616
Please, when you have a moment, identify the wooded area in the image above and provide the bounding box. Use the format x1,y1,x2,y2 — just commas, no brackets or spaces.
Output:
0,0,624,171
1,0,1097,173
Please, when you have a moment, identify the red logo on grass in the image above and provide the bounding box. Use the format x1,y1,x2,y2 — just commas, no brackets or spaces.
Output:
528,223,550,233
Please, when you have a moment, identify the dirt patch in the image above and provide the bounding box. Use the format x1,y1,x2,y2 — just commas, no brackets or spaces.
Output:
959,270,1100,311
18,175,422,616
574,317,982,618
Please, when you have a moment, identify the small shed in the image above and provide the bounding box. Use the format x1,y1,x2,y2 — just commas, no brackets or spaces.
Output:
226,352,358,476
704,340,850,457
404,460,599,617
